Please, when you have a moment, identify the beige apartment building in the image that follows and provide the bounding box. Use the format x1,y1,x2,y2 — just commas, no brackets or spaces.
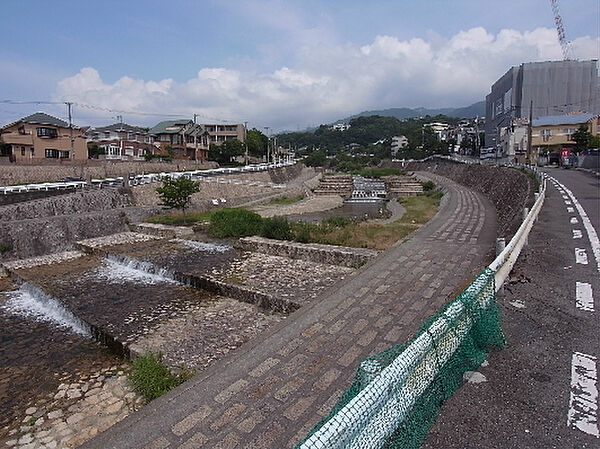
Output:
0,112,88,163
531,113,598,154
202,123,246,145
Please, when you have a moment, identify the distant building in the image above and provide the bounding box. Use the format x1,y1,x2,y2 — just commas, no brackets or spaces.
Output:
149,120,210,160
391,135,409,156
485,59,600,148
424,122,450,141
87,123,154,160
531,113,598,156
0,112,88,163
202,123,246,145
498,118,529,162
329,123,351,131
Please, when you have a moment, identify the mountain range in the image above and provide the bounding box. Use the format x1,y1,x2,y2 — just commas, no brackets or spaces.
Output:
339,101,485,123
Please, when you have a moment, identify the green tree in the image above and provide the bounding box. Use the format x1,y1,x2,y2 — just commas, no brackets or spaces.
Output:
156,176,199,214
209,139,245,164
87,144,105,159
304,150,327,167
572,124,593,151
246,129,268,158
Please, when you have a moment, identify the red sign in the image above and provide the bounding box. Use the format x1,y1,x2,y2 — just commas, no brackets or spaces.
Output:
561,148,570,158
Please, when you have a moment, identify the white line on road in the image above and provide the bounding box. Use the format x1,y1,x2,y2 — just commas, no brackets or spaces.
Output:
571,217,579,224
573,230,583,239
568,352,599,437
575,248,589,265
565,201,572,205
576,282,594,312
553,178,600,274
567,207,575,213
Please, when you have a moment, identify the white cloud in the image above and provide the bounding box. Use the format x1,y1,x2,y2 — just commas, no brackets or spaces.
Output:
54,27,599,130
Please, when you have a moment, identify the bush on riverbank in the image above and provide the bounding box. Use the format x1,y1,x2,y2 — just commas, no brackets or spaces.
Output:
129,353,193,403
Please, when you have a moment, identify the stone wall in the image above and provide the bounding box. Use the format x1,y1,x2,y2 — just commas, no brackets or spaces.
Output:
403,159,534,239
0,189,132,222
0,160,218,186
0,210,130,259
236,236,379,268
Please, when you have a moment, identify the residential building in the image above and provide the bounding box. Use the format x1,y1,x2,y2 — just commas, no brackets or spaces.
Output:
87,123,154,160
498,118,529,162
202,123,246,145
0,112,88,162
149,120,210,160
424,122,450,141
329,123,351,132
391,135,409,157
531,113,598,157
485,59,600,148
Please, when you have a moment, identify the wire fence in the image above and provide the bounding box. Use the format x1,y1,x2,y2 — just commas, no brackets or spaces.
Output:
296,159,547,449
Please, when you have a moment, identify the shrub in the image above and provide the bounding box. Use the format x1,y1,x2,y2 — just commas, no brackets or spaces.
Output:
0,242,12,254
129,353,193,403
293,222,313,243
421,181,435,191
261,216,292,240
209,208,264,238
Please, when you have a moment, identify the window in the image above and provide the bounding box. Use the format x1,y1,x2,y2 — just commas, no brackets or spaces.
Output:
30,148,35,156
45,149,59,158
128,133,137,141
59,151,69,158
541,129,552,142
104,132,111,139
18,126,26,135
37,127,58,138
21,146,25,156
160,134,169,142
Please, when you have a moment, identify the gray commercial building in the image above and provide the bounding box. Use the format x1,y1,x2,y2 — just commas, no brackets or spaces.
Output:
485,59,600,147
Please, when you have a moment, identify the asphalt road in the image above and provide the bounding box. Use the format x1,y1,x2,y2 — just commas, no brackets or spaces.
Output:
423,168,599,449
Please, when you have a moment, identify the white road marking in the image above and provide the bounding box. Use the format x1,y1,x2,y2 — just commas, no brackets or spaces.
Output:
565,201,572,205
563,195,569,199
568,352,599,437
571,217,579,224
573,230,583,239
575,248,589,265
568,207,575,213
553,178,600,275
576,282,594,312
509,300,526,309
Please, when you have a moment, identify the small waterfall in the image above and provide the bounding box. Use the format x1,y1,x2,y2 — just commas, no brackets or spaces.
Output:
96,254,179,285
1,283,90,337
172,238,232,253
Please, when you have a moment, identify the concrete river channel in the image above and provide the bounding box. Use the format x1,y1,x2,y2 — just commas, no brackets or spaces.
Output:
0,228,366,447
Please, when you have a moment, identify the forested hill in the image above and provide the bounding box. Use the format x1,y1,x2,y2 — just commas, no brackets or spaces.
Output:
277,114,458,152
340,101,485,122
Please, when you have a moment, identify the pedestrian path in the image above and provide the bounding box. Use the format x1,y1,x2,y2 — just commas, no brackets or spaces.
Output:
82,173,497,449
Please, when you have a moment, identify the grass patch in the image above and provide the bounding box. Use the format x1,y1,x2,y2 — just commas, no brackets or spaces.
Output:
129,353,193,403
351,168,405,178
146,210,212,226
266,195,305,206
286,192,442,250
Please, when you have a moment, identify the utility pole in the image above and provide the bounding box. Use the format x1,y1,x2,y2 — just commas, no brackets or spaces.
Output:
244,121,248,165
66,102,74,159
264,126,270,164
527,100,534,165
193,113,198,162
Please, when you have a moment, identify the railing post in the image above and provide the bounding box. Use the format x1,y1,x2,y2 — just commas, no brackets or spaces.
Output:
496,238,506,295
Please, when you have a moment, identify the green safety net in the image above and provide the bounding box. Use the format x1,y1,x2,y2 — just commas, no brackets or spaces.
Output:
296,267,504,449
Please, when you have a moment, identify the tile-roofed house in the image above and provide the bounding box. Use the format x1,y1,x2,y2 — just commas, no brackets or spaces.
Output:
87,122,154,161
0,111,88,163
149,120,210,161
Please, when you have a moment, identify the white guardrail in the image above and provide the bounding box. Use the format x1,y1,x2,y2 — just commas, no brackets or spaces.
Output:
299,159,547,449
0,161,295,194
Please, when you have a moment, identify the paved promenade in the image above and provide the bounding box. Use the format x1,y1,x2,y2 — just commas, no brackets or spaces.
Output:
83,173,497,449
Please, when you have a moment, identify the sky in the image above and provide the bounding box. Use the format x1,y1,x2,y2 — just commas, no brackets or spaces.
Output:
0,0,598,131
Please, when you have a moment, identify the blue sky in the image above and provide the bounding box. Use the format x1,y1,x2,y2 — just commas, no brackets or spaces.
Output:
1,0,598,130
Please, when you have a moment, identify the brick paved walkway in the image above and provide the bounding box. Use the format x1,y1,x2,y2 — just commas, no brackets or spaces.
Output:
82,173,497,449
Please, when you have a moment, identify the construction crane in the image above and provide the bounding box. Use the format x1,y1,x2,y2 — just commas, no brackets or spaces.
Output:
550,0,575,60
